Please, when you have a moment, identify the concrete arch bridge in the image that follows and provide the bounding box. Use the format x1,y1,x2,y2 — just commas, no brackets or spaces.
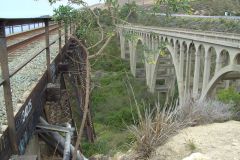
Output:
118,25,240,104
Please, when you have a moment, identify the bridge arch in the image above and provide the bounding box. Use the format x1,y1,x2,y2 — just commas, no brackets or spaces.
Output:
165,37,169,44
234,53,240,65
207,47,217,81
201,65,240,100
219,49,230,68
130,38,145,77
149,47,177,95
170,39,174,48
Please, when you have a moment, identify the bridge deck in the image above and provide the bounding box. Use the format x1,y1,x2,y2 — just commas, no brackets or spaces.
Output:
121,25,240,48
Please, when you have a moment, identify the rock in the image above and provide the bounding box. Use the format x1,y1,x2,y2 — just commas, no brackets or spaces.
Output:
89,154,110,160
182,153,210,160
112,152,128,160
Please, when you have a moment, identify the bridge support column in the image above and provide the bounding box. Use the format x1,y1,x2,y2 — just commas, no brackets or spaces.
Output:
178,44,185,104
202,51,211,91
130,41,137,77
148,38,159,91
146,63,151,87
119,30,126,59
193,52,200,97
215,54,221,75
184,51,191,96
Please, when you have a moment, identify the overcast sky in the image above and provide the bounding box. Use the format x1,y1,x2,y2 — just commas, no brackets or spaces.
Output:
0,0,101,18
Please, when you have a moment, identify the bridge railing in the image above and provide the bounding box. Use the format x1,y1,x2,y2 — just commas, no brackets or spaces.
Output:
0,17,74,158
122,24,240,47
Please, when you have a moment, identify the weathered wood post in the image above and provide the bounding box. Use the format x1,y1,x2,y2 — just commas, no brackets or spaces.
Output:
44,19,51,82
0,20,18,153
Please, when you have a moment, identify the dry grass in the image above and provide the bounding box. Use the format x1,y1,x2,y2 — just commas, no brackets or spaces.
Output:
178,97,232,126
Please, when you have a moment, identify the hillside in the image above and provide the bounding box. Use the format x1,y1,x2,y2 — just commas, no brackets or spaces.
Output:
118,0,240,15
191,0,240,15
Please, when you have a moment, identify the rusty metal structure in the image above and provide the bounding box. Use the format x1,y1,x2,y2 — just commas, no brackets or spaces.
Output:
0,18,94,160
63,37,95,143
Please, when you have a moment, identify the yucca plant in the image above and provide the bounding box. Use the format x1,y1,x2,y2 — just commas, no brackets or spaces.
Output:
128,101,187,159
128,95,232,159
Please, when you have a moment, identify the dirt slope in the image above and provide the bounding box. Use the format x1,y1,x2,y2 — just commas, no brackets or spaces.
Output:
151,121,240,160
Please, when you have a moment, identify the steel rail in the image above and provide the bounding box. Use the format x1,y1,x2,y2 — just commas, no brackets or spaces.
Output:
0,34,64,86
6,23,58,40
7,26,60,53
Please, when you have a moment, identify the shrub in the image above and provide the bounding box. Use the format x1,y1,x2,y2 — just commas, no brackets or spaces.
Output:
185,138,197,153
178,97,232,125
217,87,240,120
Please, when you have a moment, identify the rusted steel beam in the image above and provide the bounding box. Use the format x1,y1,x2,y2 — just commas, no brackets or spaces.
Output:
63,123,71,160
45,20,51,82
39,117,86,160
0,20,18,153
58,22,62,53
36,124,74,133
64,24,68,44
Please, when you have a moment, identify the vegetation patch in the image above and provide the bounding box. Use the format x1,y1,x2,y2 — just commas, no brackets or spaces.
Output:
80,36,158,157
133,14,240,33
217,87,240,120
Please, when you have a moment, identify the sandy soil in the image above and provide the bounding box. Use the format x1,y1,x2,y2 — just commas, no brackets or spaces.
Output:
151,121,240,160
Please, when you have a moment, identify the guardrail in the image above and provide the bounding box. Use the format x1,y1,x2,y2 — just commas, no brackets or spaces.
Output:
155,13,240,20
0,17,73,158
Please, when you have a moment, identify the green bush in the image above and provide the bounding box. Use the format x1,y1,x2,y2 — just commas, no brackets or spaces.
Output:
82,140,109,157
106,107,139,128
217,87,240,120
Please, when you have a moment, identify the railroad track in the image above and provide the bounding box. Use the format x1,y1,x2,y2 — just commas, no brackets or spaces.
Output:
0,24,65,133
7,24,59,53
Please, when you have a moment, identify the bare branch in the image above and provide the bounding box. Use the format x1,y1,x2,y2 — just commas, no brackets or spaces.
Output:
89,35,114,59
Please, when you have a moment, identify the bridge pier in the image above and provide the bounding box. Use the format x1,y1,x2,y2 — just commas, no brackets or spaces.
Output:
184,48,191,96
202,48,211,91
119,30,126,59
178,43,187,103
193,51,200,97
